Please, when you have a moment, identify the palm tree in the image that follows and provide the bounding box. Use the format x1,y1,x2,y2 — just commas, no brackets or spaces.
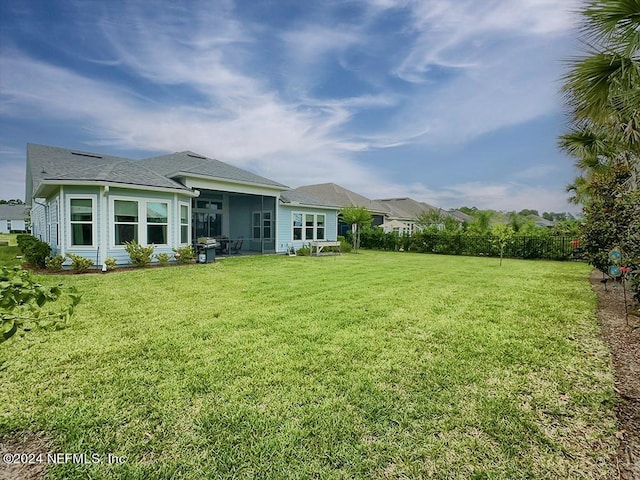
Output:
562,0,640,193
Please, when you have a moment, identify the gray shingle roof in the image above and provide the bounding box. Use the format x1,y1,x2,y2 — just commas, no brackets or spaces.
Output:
292,183,387,213
280,189,340,208
26,144,190,202
0,204,29,220
139,151,288,189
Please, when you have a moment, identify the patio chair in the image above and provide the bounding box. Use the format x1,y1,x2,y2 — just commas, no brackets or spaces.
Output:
230,236,243,254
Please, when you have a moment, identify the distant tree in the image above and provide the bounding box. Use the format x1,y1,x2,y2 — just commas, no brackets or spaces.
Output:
457,206,478,215
518,209,539,217
340,207,373,253
466,210,494,236
416,210,460,232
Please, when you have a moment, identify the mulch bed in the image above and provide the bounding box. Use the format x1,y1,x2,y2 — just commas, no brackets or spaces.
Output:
591,270,640,480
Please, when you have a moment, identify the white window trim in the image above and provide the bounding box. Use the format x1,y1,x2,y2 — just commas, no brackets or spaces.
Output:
110,196,171,248
67,194,97,249
179,201,190,245
292,212,326,242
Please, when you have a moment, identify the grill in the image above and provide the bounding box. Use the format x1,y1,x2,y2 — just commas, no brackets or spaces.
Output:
195,237,217,263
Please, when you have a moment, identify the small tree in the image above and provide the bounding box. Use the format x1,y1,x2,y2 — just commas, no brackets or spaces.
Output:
1,266,81,343
491,223,514,266
340,206,373,253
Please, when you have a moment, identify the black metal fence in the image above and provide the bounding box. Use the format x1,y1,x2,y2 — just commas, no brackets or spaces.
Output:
360,231,582,261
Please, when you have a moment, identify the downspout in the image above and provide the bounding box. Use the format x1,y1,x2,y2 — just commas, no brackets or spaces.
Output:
59,186,65,257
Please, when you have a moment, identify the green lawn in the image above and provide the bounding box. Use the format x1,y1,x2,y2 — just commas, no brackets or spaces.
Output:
0,252,616,479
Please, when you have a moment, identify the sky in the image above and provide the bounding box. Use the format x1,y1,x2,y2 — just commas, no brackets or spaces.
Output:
0,0,585,213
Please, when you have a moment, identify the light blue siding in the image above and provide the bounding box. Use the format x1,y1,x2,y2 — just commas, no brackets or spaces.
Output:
277,205,338,253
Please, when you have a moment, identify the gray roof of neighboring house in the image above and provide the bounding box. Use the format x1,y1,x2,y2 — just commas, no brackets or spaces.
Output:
0,204,29,220
375,198,439,220
447,210,473,223
139,151,288,189
280,189,340,208
26,144,190,202
292,183,387,214
375,198,471,223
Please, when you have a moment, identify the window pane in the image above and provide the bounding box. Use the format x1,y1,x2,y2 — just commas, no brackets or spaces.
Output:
181,225,188,243
115,200,138,222
305,214,314,226
317,215,325,227
293,227,302,241
253,226,261,239
147,225,167,244
305,228,314,240
72,223,92,245
263,226,271,239
293,213,302,227
70,199,92,222
264,212,271,220
147,202,167,223
115,224,137,245
317,228,325,240
180,205,188,224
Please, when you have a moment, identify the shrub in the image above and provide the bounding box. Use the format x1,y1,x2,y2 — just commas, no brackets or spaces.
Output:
296,246,310,256
1,265,81,343
338,236,353,254
66,253,94,273
156,252,170,266
124,241,155,267
172,245,195,264
104,257,117,271
17,236,51,268
45,255,66,272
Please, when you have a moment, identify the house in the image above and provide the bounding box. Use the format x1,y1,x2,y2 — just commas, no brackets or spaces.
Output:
26,144,338,266
290,183,387,236
0,204,29,233
289,184,467,236
374,198,469,234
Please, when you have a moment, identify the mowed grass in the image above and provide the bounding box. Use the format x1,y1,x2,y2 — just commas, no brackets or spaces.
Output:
0,252,616,479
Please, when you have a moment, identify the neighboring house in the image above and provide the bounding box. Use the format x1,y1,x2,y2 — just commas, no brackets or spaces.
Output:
0,204,29,233
375,198,470,234
290,183,387,236
25,144,338,266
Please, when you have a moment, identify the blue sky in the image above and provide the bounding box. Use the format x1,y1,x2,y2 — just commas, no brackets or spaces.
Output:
0,0,583,212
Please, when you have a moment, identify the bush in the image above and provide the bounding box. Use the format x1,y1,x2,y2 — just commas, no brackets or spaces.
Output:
338,236,353,253
296,246,310,256
17,235,51,268
45,255,66,272
66,253,94,273
124,241,155,267
1,265,81,343
156,252,170,266
172,245,195,264
104,257,117,271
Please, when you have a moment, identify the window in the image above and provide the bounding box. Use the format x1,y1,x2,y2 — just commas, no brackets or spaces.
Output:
305,214,314,240
114,200,138,245
147,202,168,244
293,212,327,241
316,214,325,240
70,198,93,246
180,204,189,244
293,213,303,240
263,211,272,239
253,211,273,240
